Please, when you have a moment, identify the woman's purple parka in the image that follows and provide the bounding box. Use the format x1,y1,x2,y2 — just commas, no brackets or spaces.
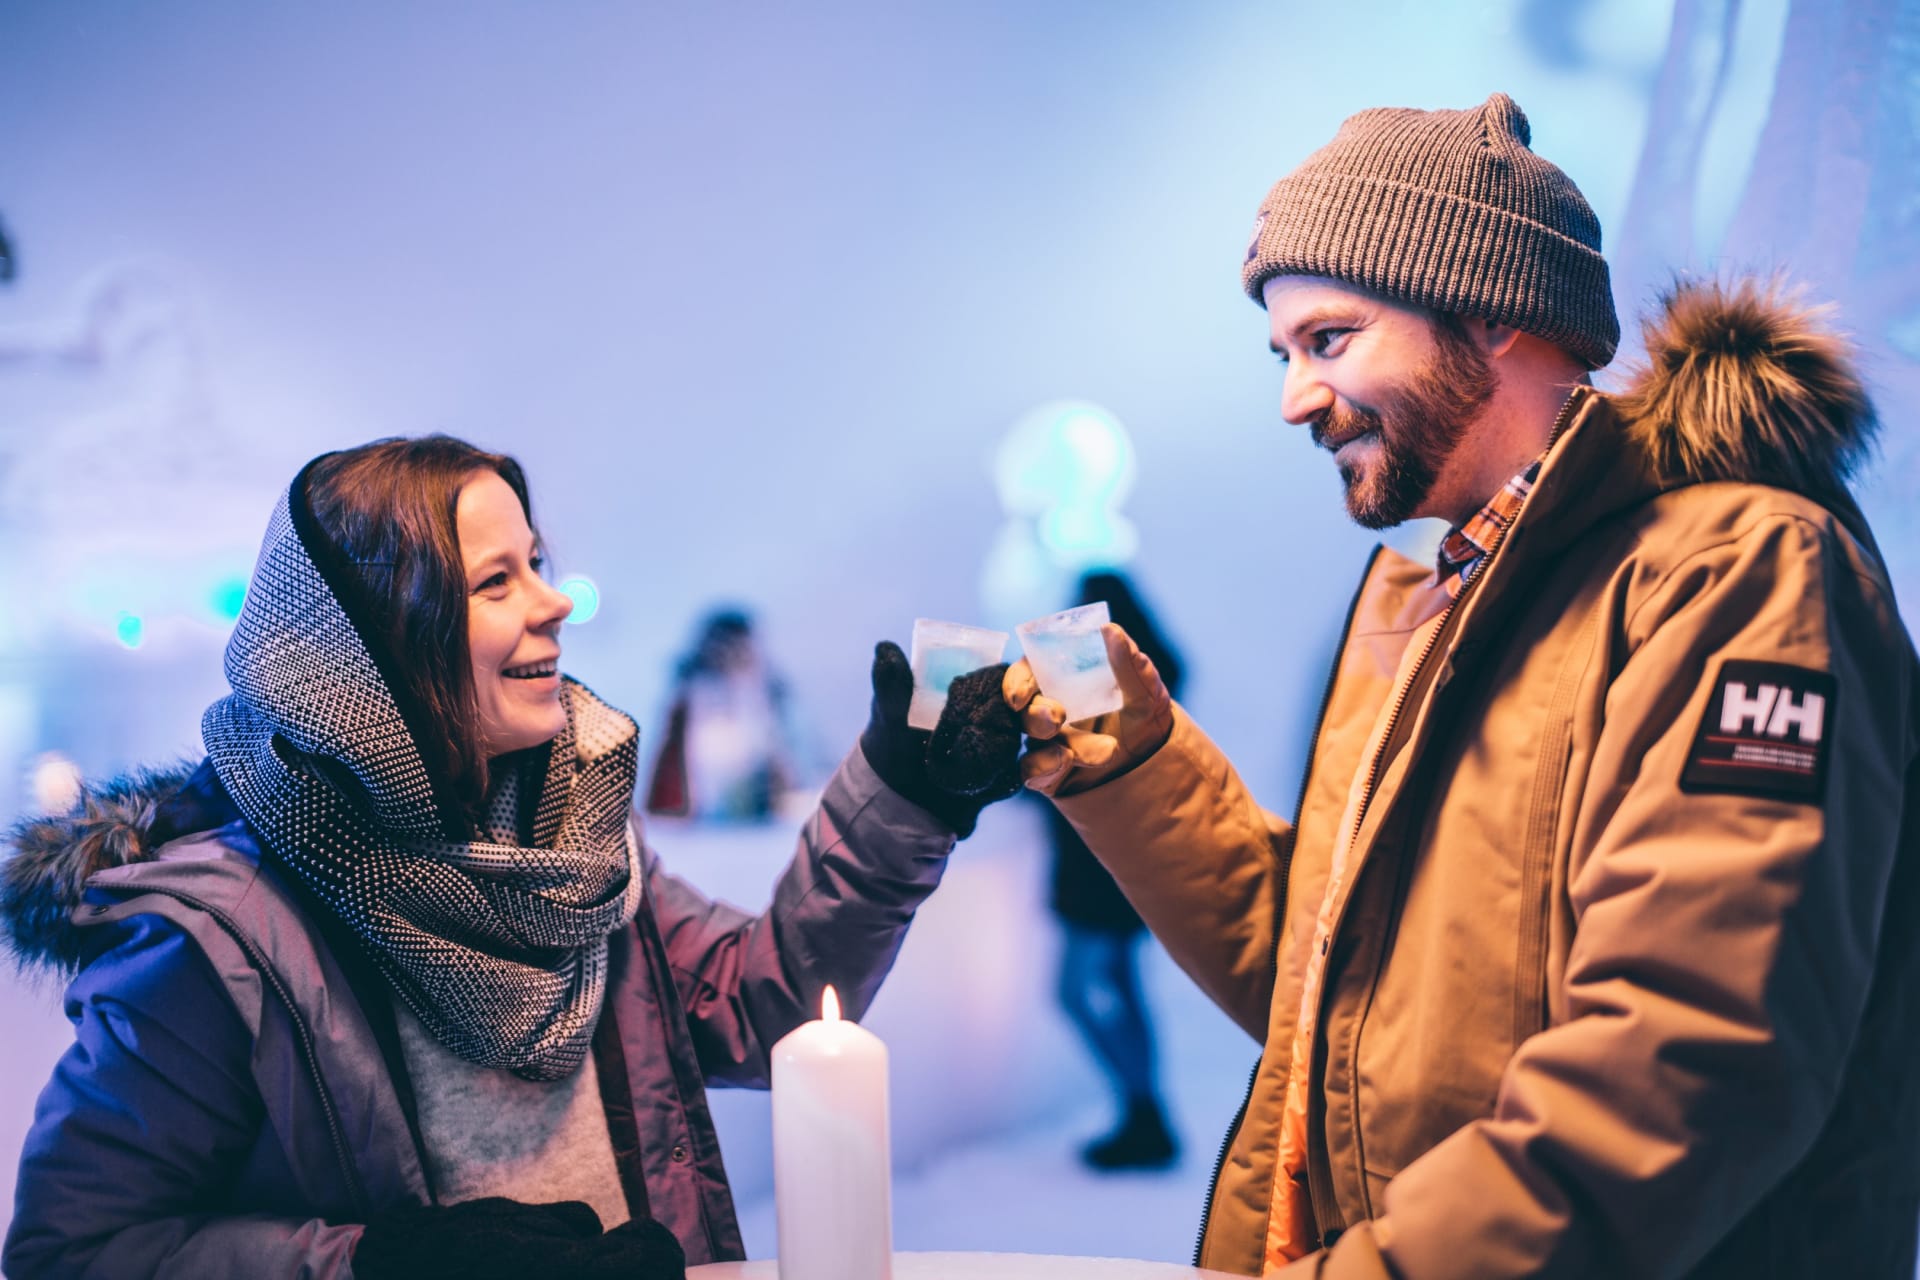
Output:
2,746,954,1278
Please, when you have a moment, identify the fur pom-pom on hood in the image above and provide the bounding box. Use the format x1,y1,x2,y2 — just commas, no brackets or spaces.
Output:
1610,277,1879,500
2,764,196,976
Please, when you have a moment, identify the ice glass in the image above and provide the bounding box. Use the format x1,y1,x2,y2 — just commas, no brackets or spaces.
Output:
908,619,1011,731
1016,601,1124,724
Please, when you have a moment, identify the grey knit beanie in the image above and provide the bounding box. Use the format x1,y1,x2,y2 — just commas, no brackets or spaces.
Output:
1242,93,1619,369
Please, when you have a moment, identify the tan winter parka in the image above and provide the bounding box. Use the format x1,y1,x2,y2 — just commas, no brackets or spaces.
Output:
1056,284,1920,1278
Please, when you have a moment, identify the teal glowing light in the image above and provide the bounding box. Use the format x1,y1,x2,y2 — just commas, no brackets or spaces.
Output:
114,612,144,649
211,576,248,622
993,399,1138,566
558,575,600,625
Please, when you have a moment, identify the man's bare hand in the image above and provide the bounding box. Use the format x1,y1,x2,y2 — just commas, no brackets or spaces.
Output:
1001,622,1174,796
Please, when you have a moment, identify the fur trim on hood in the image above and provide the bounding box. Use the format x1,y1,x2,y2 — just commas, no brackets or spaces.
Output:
2,764,196,976
1611,277,1879,499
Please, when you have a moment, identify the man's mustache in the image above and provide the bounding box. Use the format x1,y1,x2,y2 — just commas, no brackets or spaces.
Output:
1309,402,1384,452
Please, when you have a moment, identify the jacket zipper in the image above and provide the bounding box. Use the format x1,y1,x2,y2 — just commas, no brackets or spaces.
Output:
1285,573,1479,1243
1192,1058,1261,1268
1316,393,1582,1225
104,886,371,1215
1337,394,1580,866
1340,585,1467,859
1192,545,1384,1269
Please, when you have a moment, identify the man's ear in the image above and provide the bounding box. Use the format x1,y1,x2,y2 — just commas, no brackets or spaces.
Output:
1479,318,1524,359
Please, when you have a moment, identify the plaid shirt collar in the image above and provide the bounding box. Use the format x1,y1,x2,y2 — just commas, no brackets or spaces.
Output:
1431,391,1584,597
1433,454,1544,598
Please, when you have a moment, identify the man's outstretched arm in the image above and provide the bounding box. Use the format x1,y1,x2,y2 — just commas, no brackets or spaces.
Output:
1011,625,1292,1040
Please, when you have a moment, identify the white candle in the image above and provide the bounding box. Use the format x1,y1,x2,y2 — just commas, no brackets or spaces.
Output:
772,985,893,1280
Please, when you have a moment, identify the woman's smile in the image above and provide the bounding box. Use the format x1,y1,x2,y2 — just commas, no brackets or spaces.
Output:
458,470,575,758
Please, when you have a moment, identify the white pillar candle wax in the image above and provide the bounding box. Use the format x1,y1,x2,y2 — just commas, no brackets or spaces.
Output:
772,985,893,1280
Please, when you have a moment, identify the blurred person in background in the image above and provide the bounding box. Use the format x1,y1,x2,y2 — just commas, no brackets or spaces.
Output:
1004,95,1920,1277
1046,569,1185,1171
1,436,1021,1279
645,606,807,823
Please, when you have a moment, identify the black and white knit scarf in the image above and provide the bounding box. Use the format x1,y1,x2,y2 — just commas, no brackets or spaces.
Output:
202,473,642,1082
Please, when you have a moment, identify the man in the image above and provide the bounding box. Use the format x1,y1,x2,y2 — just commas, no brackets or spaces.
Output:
1006,94,1920,1277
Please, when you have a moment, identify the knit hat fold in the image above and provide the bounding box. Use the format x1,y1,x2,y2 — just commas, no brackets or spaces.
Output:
1243,93,1619,369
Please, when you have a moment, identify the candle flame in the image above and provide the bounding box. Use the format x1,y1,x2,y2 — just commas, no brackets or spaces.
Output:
821,985,841,1023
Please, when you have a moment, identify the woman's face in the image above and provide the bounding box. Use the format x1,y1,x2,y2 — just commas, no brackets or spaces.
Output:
457,469,574,760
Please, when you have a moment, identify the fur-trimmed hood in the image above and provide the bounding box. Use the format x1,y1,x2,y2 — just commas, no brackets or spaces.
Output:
2,764,198,975
1610,277,1878,500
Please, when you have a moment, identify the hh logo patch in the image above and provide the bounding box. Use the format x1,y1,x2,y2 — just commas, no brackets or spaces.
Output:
1681,660,1835,802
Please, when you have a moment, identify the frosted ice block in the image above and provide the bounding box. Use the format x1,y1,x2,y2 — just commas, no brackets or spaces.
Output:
908,618,1010,731
1016,601,1124,724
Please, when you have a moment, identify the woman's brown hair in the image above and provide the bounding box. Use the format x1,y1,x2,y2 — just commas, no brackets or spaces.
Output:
300,435,537,816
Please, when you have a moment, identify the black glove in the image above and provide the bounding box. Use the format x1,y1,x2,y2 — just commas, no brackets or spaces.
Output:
860,641,1023,838
354,1198,686,1280
927,662,1025,801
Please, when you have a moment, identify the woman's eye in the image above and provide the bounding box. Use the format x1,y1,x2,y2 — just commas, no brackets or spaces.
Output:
529,554,545,573
476,572,509,593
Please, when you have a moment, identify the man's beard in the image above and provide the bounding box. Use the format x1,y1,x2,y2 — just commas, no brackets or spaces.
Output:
1310,318,1499,529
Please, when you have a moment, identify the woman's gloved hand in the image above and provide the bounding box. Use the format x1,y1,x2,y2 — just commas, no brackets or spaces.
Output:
860,641,1023,837
353,1197,686,1280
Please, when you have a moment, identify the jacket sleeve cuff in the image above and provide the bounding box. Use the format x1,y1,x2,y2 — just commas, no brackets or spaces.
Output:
1053,704,1221,840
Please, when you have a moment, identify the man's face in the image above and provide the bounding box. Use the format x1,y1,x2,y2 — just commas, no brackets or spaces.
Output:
1262,275,1497,529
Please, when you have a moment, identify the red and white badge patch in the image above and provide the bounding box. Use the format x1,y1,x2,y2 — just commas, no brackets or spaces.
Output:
1681,660,1835,803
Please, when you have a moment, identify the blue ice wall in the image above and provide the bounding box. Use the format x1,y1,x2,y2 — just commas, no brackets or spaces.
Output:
0,1,1687,812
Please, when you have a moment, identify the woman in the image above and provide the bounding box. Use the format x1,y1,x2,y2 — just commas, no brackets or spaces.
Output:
1,437,1017,1279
